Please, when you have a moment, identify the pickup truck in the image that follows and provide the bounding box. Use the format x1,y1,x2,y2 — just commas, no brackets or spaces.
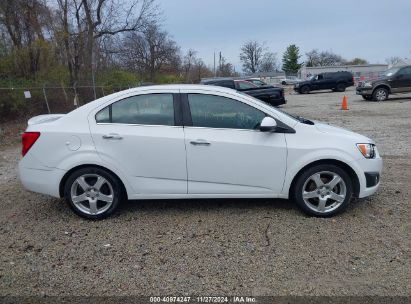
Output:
294,71,354,94
356,65,411,101
201,78,286,106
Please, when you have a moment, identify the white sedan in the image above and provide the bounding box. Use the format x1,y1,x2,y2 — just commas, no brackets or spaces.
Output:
19,85,382,219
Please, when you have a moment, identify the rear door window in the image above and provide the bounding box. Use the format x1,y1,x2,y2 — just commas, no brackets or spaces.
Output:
96,94,175,126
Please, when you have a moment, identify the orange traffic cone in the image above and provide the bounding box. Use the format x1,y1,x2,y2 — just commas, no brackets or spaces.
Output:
341,95,348,110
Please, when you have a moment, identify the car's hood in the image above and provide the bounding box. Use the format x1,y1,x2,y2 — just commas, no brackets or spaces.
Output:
295,80,311,86
314,121,373,143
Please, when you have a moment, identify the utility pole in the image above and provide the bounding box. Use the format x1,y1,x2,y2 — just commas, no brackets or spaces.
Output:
219,52,222,77
213,51,216,77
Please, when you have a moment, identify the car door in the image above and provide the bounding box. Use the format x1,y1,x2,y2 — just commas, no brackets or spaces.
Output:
392,67,411,93
319,73,335,89
89,90,187,195
310,75,323,90
181,90,287,195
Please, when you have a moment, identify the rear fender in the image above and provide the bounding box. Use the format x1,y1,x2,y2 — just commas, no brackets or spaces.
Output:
56,150,135,198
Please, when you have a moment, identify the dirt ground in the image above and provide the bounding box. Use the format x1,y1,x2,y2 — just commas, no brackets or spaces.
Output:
0,87,410,297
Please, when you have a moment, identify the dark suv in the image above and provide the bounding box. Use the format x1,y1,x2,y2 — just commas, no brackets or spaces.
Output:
294,71,354,94
356,65,411,101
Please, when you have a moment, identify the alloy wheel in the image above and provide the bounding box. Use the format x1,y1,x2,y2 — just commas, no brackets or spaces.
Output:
375,89,387,101
302,171,346,213
70,174,114,215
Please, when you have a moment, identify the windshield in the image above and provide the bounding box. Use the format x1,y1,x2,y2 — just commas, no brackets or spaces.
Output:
236,81,258,90
384,67,401,77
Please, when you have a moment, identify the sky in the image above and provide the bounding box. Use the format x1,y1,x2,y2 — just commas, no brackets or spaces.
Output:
157,0,411,70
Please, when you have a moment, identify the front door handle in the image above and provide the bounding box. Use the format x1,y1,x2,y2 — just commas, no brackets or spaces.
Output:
102,133,123,140
190,139,210,146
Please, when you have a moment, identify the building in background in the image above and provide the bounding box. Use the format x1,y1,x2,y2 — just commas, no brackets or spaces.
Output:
247,71,286,85
393,58,411,67
298,64,388,82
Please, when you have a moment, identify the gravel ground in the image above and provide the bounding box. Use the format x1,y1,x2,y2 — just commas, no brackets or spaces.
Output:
0,87,410,296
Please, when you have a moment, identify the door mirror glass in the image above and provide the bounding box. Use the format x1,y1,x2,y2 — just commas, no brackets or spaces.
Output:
260,117,277,132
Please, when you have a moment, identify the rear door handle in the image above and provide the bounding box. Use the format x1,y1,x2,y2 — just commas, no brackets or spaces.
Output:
102,133,123,140
190,139,210,146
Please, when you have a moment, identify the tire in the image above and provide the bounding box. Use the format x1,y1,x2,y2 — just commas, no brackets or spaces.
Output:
300,85,310,94
336,83,346,92
372,87,389,101
292,164,353,217
64,167,124,219
362,95,372,101
281,81,287,85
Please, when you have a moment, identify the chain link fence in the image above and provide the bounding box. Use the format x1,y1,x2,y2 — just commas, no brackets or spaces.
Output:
0,84,138,123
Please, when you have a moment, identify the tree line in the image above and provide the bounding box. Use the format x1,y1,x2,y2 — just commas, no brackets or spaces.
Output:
0,0,399,89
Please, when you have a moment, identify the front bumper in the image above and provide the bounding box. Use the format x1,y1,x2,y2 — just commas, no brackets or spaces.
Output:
350,154,383,198
356,87,373,95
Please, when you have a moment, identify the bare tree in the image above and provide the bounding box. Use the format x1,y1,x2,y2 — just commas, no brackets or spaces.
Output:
183,49,197,82
54,0,158,84
0,0,52,75
121,22,180,81
305,49,346,67
259,52,278,72
239,40,264,74
217,55,236,77
346,57,368,65
193,58,212,83
385,56,402,66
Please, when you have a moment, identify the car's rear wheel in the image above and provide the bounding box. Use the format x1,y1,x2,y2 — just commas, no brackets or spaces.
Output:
300,85,310,94
292,164,353,217
64,167,123,219
336,83,346,92
373,87,389,101
281,81,287,85
362,95,373,101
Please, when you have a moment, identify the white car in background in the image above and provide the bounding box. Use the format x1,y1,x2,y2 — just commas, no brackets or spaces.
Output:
19,85,382,219
281,76,302,85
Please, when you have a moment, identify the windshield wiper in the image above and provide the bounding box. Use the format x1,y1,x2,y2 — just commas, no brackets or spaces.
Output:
296,116,314,125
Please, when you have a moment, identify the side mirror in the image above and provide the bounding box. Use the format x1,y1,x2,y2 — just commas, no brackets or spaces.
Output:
260,117,277,132
396,74,404,79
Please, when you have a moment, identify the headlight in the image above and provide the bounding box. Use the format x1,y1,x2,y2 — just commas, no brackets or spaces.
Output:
363,81,373,88
356,143,376,159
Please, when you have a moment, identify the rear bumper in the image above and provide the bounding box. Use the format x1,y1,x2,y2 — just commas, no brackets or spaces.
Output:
18,160,65,198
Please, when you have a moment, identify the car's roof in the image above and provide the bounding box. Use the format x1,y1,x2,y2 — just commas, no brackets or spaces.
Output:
127,83,235,92
65,84,238,119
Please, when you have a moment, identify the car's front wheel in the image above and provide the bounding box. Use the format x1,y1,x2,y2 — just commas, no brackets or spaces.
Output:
373,87,389,101
64,167,124,219
292,164,353,217
300,85,310,94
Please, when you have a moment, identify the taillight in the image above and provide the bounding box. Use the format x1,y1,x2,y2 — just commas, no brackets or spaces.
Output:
22,132,40,157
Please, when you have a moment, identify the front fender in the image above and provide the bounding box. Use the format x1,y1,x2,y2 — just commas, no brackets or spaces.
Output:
281,148,362,197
